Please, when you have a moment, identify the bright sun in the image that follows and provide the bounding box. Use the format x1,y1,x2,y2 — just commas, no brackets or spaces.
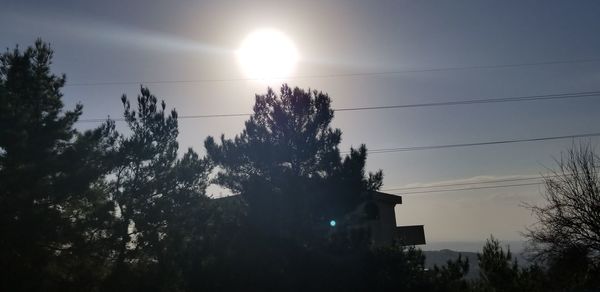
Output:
237,28,299,81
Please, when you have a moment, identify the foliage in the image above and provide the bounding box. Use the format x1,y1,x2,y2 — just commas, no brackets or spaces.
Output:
475,236,522,291
8,40,600,291
429,254,471,292
0,40,217,291
0,39,111,291
205,85,383,247
543,244,600,291
522,143,600,290
468,236,583,292
100,88,213,290
525,143,600,263
366,245,430,291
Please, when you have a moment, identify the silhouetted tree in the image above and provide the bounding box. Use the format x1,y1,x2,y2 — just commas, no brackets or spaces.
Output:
471,236,554,292
0,40,112,291
366,245,430,291
3,40,516,292
475,236,521,291
201,85,386,290
428,254,470,292
543,244,600,290
101,88,212,290
205,85,382,247
525,143,600,264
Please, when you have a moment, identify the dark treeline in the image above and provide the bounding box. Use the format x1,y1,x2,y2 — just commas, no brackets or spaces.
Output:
1,41,598,291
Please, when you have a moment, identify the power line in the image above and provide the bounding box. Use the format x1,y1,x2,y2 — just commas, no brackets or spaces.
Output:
382,167,598,192
389,181,543,195
382,176,545,191
334,91,600,112
76,90,600,123
64,57,600,87
364,132,600,154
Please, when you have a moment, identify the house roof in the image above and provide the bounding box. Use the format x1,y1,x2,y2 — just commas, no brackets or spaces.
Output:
371,191,403,205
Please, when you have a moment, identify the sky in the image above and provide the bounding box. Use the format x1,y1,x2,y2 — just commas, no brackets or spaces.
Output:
2,0,600,251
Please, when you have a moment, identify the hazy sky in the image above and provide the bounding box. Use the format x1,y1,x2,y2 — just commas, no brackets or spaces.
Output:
3,0,600,250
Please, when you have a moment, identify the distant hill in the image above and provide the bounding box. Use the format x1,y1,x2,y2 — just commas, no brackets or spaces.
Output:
423,249,530,279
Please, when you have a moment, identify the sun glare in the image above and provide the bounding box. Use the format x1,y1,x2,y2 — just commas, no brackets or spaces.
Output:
237,28,299,81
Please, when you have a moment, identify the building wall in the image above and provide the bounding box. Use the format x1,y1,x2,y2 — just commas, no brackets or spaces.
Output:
369,200,398,246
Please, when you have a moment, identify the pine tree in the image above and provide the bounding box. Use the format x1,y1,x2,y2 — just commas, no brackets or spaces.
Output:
205,84,383,245
103,88,212,290
0,40,110,290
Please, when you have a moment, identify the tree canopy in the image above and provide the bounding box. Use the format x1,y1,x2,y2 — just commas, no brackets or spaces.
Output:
205,85,383,245
525,143,600,263
0,39,105,290
100,89,213,290
3,40,599,291
523,143,600,289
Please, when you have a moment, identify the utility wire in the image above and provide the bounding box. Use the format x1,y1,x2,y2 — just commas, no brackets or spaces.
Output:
382,176,545,191
383,167,599,193
363,132,600,154
65,58,600,87
334,91,600,112
389,182,543,195
76,90,600,123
